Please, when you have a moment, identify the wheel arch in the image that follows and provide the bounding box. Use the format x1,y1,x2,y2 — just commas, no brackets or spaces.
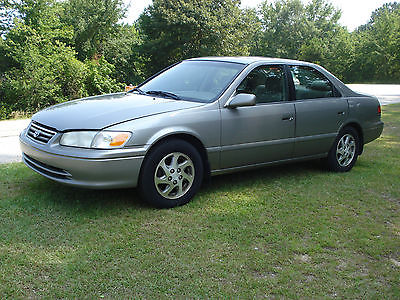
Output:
142,132,211,181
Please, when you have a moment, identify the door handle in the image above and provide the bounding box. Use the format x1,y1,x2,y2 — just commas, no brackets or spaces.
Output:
282,115,294,121
337,111,345,115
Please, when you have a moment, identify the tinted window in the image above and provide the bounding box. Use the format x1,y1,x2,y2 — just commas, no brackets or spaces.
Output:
237,65,288,103
140,61,245,103
289,66,335,100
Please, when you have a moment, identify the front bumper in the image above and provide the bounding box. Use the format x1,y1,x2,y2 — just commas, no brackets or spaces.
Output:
19,129,145,189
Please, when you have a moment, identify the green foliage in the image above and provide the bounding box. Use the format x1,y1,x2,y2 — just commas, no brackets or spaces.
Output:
1,0,400,119
257,0,305,58
1,41,87,112
0,0,127,118
102,24,144,84
61,0,126,61
0,103,12,119
0,0,86,113
0,0,19,36
257,0,342,58
298,27,355,82
254,0,359,81
84,57,123,95
138,0,256,76
351,3,400,83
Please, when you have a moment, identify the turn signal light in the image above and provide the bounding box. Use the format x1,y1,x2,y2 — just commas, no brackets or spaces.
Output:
110,133,130,146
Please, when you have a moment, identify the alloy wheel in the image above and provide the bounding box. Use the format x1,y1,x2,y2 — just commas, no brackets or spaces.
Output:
154,152,195,200
336,133,356,167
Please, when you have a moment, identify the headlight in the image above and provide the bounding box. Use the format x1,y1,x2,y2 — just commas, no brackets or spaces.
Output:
60,131,97,148
91,131,131,149
60,131,131,149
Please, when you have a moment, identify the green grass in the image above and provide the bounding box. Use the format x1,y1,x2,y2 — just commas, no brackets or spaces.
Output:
1,105,399,298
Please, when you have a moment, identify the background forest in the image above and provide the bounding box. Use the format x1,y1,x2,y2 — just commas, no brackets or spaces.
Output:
0,0,399,119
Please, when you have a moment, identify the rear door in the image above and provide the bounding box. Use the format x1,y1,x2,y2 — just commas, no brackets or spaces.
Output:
288,65,348,157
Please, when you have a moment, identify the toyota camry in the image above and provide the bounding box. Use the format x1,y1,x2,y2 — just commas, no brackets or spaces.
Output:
20,57,384,208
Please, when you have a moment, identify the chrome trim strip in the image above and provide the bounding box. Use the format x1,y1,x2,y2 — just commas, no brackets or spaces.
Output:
26,121,58,144
23,154,72,178
221,137,294,151
30,122,57,135
294,132,337,142
211,153,327,175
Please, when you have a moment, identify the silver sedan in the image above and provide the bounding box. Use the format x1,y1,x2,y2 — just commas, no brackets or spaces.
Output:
20,57,384,207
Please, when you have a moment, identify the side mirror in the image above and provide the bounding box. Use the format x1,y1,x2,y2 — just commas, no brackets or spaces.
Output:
225,93,256,108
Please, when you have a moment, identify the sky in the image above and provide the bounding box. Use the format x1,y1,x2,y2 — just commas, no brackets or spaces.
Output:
122,0,392,31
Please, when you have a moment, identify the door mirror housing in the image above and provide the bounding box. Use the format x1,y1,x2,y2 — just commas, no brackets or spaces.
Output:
225,93,256,108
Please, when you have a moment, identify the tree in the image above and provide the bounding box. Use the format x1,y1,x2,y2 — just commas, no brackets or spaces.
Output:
257,0,342,59
61,0,142,83
0,0,122,118
0,0,19,36
257,0,305,58
61,0,126,60
138,0,257,76
298,27,354,82
352,2,400,83
102,24,143,84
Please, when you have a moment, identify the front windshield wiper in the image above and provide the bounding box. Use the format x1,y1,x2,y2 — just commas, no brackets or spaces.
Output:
127,87,147,95
146,90,181,100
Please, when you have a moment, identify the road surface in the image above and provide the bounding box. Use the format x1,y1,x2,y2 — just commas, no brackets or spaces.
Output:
1,84,399,164
0,119,30,164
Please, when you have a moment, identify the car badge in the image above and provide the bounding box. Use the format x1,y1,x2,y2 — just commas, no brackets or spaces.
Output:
33,130,41,138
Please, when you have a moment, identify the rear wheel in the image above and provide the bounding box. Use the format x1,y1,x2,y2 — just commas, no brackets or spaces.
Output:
326,127,360,172
139,139,203,208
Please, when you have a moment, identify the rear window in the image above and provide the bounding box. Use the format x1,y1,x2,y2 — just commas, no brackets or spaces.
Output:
289,66,335,100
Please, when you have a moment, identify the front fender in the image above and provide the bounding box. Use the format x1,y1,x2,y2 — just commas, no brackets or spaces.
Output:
146,126,204,147
106,103,220,151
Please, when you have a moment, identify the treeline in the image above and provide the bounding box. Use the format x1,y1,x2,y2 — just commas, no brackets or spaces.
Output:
0,0,399,119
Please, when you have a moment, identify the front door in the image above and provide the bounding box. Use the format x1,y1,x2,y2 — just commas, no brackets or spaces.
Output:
220,65,296,169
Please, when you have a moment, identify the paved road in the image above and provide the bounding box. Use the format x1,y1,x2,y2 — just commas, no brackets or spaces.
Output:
0,119,30,164
1,84,400,164
347,84,400,106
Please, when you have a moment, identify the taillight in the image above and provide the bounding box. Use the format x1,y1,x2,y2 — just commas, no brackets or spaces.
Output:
378,104,381,114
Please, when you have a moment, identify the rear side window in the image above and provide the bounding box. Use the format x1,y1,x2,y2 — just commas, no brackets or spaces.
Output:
237,65,288,103
289,66,335,100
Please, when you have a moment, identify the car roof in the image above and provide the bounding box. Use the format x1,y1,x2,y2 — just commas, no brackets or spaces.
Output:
186,56,309,65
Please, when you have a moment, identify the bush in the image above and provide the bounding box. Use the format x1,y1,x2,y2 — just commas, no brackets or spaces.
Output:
0,40,89,113
0,103,12,120
84,57,124,96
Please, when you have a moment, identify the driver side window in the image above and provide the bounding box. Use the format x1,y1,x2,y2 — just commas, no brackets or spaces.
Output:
237,65,288,103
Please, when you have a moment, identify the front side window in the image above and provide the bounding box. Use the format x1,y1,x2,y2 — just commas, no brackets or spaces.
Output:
140,60,245,103
289,66,335,100
237,65,288,103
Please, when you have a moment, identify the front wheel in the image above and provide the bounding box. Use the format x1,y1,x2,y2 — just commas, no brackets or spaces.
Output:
139,139,204,208
326,127,360,172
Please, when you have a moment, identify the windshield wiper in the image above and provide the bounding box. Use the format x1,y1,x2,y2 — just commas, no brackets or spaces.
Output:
127,87,147,95
146,90,181,100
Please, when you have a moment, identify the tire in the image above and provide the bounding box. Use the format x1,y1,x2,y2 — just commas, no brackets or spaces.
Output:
326,127,360,172
139,139,204,208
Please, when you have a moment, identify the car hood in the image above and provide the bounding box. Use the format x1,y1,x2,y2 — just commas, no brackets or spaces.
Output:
32,93,204,131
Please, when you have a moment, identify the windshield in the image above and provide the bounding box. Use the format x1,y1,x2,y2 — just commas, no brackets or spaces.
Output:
139,60,246,103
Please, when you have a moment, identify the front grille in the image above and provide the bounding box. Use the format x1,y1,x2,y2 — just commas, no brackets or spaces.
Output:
27,121,57,144
23,154,72,180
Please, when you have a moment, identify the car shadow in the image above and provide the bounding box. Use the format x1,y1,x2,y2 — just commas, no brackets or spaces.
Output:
33,159,324,211
202,159,324,193
19,158,328,217
30,179,150,211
